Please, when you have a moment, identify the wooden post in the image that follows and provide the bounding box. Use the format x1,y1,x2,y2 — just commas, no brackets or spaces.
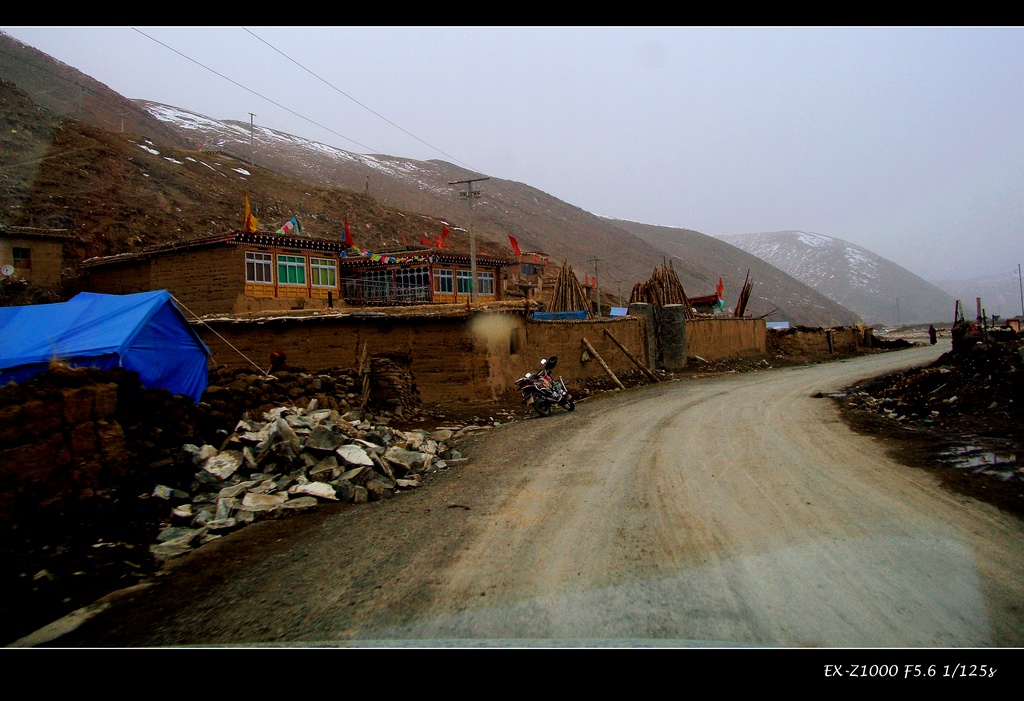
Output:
358,342,371,411
582,337,625,390
603,328,658,383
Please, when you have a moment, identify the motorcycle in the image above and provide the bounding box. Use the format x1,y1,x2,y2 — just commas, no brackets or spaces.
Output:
515,355,575,417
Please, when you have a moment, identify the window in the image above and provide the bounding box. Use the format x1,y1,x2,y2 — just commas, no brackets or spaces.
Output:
277,254,306,285
310,257,337,287
395,266,431,303
478,271,495,295
362,270,393,301
12,247,30,270
456,270,473,294
435,268,453,294
245,251,272,283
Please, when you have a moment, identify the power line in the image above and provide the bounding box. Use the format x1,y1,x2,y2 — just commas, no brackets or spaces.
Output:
131,27,383,155
241,28,475,171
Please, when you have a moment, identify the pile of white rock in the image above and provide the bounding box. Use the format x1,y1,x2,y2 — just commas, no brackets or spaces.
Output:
149,401,487,561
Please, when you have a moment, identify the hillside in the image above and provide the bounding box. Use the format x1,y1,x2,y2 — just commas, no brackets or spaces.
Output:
1,30,864,326
720,231,956,326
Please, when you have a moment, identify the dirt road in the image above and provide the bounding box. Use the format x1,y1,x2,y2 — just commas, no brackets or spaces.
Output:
34,342,1024,647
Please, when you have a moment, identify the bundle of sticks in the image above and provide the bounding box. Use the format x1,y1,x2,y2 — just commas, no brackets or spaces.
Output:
547,261,592,315
628,260,695,320
733,269,754,317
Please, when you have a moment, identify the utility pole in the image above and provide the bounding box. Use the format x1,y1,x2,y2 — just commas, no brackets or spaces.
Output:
248,113,256,166
588,257,604,317
449,177,489,303
1018,263,1023,318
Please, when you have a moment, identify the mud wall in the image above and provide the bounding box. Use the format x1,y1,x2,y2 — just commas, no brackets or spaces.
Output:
767,325,873,359
195,312,648,406
685,317,767,361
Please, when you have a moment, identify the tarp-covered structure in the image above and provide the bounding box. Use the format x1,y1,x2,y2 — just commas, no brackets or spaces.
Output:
0,290,210,402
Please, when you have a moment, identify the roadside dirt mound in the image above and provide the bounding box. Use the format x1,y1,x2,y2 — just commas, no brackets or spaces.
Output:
834,336,1024,520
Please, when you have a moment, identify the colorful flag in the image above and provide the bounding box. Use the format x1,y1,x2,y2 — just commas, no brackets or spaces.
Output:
291,216,302,236
343,218,354,247
244,194,258,233
509,235,522,257
276,218,295,236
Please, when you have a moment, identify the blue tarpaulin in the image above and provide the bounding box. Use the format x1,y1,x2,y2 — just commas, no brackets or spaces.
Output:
532,310,589,320
0,290,210,402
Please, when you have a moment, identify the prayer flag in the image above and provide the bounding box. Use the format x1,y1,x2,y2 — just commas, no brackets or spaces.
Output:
343,218,354,247
509,235,522,257
244,194,258,233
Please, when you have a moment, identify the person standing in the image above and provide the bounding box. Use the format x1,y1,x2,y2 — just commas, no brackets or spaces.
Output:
928,324,937,345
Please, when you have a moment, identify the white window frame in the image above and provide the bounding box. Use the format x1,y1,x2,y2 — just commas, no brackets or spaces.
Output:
477,271,495,295
435,268,453,293
245,251,273,284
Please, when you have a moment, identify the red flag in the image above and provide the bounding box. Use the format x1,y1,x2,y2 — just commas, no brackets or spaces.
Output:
509,235,522,257
533,254,539,263
343,218,353,247
402,232,408,245
419,236,435,248
716,277,724,299
440,226,450,243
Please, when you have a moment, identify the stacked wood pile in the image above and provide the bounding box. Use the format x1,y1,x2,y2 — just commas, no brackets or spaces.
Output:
629,260,697,365
733,269,754,317
629,260,695,319
546,261,592,315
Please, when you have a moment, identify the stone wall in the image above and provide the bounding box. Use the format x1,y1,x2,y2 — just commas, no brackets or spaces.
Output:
0,365,205,526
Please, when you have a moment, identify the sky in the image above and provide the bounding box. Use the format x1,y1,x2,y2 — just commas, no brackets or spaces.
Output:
3,25,1022,283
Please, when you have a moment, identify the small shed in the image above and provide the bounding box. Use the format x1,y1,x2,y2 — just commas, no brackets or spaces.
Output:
0,290,210,402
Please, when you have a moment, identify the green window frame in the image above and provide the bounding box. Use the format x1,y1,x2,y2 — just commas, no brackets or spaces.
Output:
277,254,306,285
456,270,473,294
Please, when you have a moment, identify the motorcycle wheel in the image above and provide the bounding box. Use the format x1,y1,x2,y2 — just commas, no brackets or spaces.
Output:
533,399,552,417
561,397,575,411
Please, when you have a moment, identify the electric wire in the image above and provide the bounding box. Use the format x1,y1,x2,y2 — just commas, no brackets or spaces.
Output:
131,27,384,155
241,27,475,172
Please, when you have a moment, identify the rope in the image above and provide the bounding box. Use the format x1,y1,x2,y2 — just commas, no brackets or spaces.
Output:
170,294,270,376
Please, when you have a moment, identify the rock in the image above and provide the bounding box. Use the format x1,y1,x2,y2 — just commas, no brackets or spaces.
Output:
203,450,244,481
336,444,374,467
241,492,289,511
291,481,338,501
304,426,346,452
383,446,432,474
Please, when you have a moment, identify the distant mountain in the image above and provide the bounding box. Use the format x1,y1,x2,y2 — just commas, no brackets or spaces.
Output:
611,220,862,327
933,269,1024,321
720,231,955,326
1,30,864,327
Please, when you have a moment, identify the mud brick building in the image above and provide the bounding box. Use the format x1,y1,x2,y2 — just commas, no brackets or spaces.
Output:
82,231,516,317
0,226,70,288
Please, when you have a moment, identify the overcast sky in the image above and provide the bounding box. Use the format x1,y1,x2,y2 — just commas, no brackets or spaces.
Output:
4,26,1022,282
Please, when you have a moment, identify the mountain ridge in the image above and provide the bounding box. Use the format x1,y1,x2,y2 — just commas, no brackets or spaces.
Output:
720,230,955,325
